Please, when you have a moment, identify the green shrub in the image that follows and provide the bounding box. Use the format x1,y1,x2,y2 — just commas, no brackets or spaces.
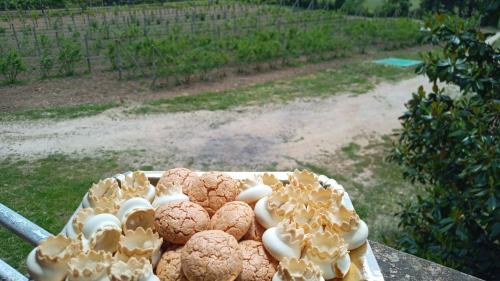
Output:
39,35,53,78
0,49,26,84
390,16,499,279
57,36,82,76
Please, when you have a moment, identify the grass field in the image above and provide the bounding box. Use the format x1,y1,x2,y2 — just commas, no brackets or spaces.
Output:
0,49,421,121
132,61,416,114
0,136,417,273
0,0,423,86
363,0,422,13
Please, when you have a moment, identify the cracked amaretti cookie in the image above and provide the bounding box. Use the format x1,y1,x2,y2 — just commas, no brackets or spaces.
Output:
181,230,242,281
210,201,254,241
237,240,277,281
156,248,188,281
243,217,266,242
187,172,240,216
154,200,210,244
157,168,199,194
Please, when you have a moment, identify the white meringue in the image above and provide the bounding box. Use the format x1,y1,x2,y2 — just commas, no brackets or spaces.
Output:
66,250,112,281
109,257,159,281
254,196,282,229
82,213,121,253
236,179,273,204
27,235,82,281
262,221,305,261
303,231,350,280
117,197,155,232
82,178,121,208
152,183,188,209
342,219,369,250
272,257,325,281
121,171,156,203
115,227,163,267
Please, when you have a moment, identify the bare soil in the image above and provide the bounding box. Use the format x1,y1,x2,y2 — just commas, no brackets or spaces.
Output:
0,46,428,113
0,76,432,169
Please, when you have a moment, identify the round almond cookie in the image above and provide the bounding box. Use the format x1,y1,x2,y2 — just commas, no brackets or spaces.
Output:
187,172,240,216
157,168,199,194
181,230,242,281
156,248,188,281
154,200,210,244
210,201,254,241
242,217,266,242
237,240,277,281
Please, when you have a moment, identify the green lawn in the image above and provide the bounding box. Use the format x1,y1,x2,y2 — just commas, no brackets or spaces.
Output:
293,136,421,246
0,153,151,273
0,48,425,122
0,137,418,273
0,103,117,122
132,61,417,115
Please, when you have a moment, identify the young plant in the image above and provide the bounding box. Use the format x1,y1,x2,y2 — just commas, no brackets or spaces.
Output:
0,49,26,84
39,35,53,78
57,36,82,76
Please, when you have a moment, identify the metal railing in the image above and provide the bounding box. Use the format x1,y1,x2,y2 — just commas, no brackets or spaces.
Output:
0,202,50,281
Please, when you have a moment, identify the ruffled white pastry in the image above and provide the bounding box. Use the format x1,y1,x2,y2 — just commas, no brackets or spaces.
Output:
254,196,282,229
288,170,322,191
121,171,156,203
272,257,325,281
152,183,188,209
27,235,82,281
82,213,122,253
290,206,324,235
66,250,112,281
262,220,305,261
331,190,368,249
109,257,159,281
236,177,273,204
82,178,121,208
117,197,155,232
261,173,284,191
66,208,95,239
342,219,369,250
115,227,163,267
307,188,342,210
303,231,350,280
340,191,355,210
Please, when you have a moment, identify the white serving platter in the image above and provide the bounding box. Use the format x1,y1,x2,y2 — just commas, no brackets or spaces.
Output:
61,171,384,281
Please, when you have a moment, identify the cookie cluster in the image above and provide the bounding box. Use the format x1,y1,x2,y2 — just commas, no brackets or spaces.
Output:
26,169,368,281
154,170,276,281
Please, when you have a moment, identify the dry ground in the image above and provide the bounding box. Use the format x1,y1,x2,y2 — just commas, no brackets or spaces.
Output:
0,46,428,112
1,76,431,169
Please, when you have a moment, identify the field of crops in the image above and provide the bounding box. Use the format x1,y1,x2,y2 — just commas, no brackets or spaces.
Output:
0,1,423,86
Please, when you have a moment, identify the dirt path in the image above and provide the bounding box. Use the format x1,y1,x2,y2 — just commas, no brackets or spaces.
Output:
0,76,431,169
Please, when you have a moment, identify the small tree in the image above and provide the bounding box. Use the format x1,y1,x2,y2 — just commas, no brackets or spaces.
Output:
57,36,82,76
0,49,26,84
39,35,54,78
390,16,499,279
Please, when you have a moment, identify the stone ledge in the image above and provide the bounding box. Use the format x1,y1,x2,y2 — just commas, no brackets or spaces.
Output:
370,241,483,281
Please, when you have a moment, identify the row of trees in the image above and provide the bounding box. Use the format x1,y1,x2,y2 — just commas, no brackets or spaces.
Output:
273,0,499,25
1,0,172,10
0,16,423,84
2,0,498,27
